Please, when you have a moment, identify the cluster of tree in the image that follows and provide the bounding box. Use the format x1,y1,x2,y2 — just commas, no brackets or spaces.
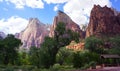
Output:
0,34,22,65
0,22,80,69
29,22,80,68
1,22,120,70
85,36,104,54
85,36,120,54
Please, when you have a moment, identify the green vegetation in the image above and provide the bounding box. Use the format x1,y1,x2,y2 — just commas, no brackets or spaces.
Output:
85,36,103,53
106,36,120,55
0,22,120,70
72,51,99,69
29,22,80,68
56,47,74,65
0,34,22,65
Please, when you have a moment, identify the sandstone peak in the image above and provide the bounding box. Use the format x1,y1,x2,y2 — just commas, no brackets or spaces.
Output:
49,11,83,38
86,5,120,37
18,18,49,49
27,18,41,28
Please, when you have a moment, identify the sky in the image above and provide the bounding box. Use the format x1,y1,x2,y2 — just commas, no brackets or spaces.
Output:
0,0,120,34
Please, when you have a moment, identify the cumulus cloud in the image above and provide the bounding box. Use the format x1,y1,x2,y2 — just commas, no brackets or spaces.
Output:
44,0,69,4
5,0,44,9
0,16,28,34
44,0,111,25
63,0,111,25
54,5,59,11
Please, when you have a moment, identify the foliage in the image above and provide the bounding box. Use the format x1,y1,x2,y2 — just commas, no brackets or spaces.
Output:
19,51,30,65
0,34,22,65
56,47,74,65
40,37,57,68
33,22,80,68
109,36,120,48
29,46,41,68
72,51,99,68
66,29,80,43
0,65,35,71
54,22,80,47
107,36,120,55
55,22,66,36
85,36,103,53
29,37,58,68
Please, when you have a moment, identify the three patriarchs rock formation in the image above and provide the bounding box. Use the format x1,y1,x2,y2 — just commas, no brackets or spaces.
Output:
17,11,83,48
16,5,120,48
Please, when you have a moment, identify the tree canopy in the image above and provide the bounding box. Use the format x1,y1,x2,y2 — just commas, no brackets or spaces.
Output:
29,22,80,68
0,34,22,65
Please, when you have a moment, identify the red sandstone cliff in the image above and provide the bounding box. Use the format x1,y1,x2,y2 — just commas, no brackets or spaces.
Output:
86,5,120,37
49,11,83,38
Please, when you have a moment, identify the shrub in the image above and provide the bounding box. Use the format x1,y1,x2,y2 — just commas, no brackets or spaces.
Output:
72,51,100,68
85,36,103,53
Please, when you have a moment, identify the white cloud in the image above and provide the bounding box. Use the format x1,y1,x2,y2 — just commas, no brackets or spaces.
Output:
44,0,111,25
44,0,69,4
0,16,28,34
5,0,44,9
63,0,111,25
54,5,59,11
0,0,3,2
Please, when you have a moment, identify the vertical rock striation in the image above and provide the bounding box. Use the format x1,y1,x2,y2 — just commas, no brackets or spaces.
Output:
86,5,120,37
49,11,83,38
18,18,49,48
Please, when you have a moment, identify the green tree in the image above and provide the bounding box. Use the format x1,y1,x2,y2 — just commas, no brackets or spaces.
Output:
40,37,57,68
31,22,80,68
0,39,4,64
110,36,120,48
108,36,120,55
0,34,22,65
66,29,80,43
56,47,73,65
29,46,41,67
29,37,57,68
72,51,99,68
85,36,103,53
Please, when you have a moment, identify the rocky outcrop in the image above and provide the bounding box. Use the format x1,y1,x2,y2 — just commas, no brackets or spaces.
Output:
18,18,49,48
86,5,120,37
66,41,84,51
0,32,6,39
49,11,83,38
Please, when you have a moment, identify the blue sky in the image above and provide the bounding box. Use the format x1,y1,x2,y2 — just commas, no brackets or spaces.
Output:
0,0,65,24
0,0,120,34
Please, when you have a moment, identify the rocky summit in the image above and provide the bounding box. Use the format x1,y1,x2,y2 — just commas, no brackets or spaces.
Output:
17,18,50,48
0,32,6,39
86,5,120,37
49,11,83,38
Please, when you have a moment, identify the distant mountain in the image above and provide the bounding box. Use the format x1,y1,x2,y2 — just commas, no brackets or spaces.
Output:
86,5,120,37
49,10,83,38
0,35,2,39
0,32,6,39
17,18,50,48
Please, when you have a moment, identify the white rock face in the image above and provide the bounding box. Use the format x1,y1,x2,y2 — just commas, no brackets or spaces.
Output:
0,32,6,39
18,18,49,48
